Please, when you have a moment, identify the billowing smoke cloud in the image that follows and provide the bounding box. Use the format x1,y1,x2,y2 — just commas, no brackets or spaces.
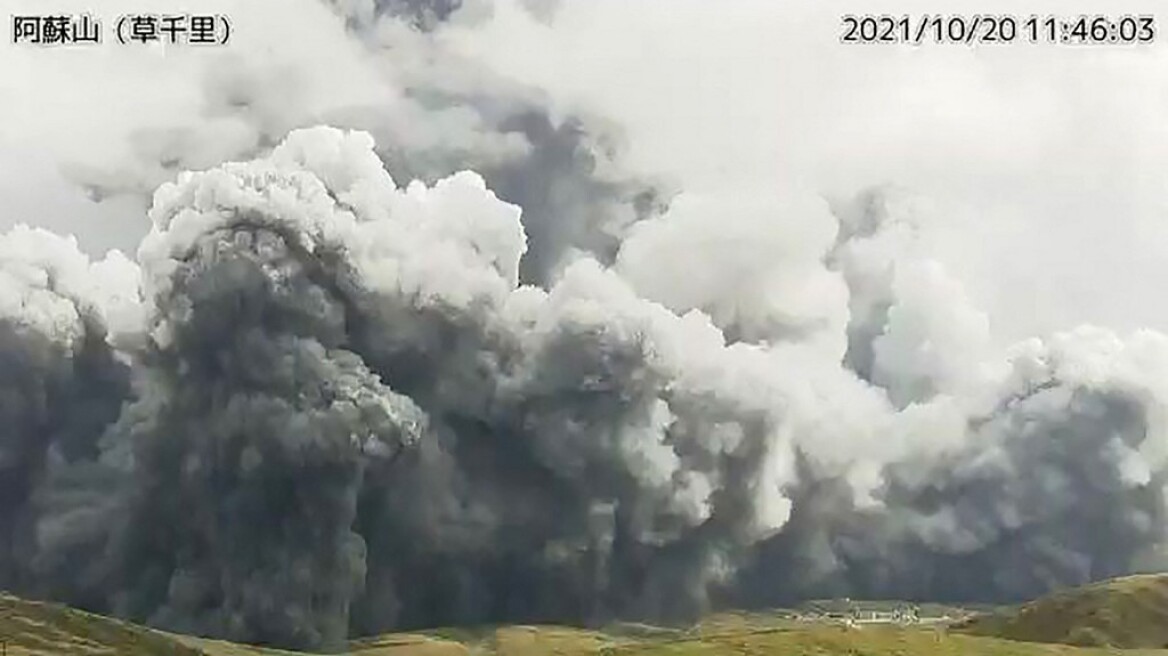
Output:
69,0,667,288
1,128,800,650
2,0,1168,652
4,124,1166,651
0,227,134,596
732,194,1168,608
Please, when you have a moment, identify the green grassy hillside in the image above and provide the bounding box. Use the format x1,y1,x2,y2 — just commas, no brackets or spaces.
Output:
957,573,1168,649
5,578,1168,655
0,592,204,656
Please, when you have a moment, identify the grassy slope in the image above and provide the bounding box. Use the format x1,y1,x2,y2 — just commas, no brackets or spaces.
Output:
957,573,1168,649
4,580,1168,656
0,592,204,656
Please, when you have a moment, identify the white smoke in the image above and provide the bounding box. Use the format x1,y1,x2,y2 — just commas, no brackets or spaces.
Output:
0,227,139,347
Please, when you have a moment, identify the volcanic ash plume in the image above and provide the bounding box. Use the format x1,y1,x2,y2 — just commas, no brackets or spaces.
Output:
732,190,1168,609
0,127,800,650
71,0,667,288
4,112,1168,652
0,227,135,594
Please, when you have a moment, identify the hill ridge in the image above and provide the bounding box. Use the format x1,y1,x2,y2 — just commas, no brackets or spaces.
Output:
958,573,1168,649
4,576,1168,654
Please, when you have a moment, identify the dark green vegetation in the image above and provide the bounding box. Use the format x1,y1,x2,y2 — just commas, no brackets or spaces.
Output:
3,575,1168,655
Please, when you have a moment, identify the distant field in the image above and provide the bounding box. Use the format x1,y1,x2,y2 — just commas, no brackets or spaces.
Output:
4,576,1168,655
